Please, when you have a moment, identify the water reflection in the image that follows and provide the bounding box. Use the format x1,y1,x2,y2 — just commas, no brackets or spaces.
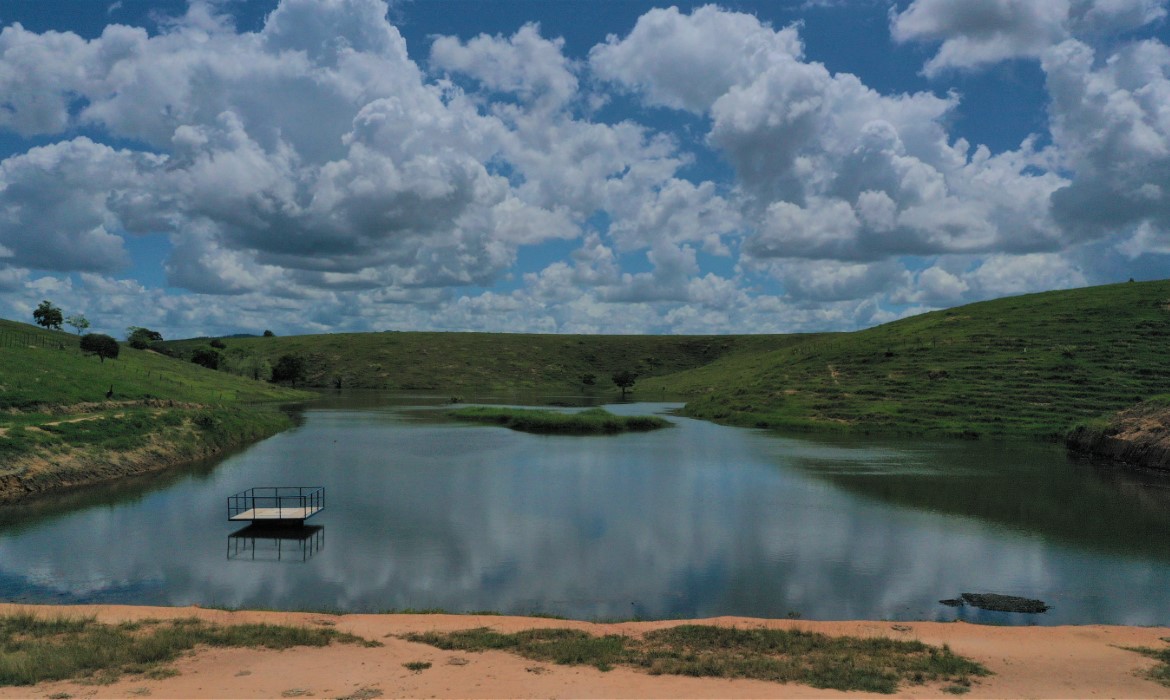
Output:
0,395,1168,624
227,525,324,563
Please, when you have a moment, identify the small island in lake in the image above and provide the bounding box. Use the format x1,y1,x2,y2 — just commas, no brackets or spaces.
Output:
449,406,671,435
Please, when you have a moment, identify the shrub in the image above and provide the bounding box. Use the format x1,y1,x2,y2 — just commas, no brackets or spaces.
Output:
190,348,221,370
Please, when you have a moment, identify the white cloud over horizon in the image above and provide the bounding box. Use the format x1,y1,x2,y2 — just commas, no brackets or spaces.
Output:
0,0,1165,339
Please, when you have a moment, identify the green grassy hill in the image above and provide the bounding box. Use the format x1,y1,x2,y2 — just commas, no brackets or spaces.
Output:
0,320,306,409
164,331,818,396
642,280,1170,439
0,320,311,502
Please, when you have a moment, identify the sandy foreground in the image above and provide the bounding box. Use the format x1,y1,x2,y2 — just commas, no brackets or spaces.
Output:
1,604,1168,699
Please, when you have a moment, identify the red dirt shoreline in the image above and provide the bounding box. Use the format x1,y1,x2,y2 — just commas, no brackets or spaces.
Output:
2,604,1169,698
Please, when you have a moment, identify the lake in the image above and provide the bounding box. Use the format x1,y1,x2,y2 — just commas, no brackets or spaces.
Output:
2,393,1169,625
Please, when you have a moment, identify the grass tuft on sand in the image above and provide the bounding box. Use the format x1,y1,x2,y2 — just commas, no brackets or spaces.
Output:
404,624,990,694
1125,639,1170,686
449,407,670,435
0,612,377,686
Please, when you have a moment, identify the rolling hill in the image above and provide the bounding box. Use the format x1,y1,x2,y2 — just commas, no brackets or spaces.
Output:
165,279,1170,441
163,331,816,397
642,280,1170,439
5,277,1168,503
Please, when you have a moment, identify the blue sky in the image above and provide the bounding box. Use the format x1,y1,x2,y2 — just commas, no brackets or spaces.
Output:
0,0,1167,338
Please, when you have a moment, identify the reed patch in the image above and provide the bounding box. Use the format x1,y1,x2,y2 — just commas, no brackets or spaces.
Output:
448,407,670,435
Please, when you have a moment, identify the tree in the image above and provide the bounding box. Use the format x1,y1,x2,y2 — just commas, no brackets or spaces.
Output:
80,333,120,363
271,354,306,387
612,370,637,398
262,329,276,337
209,338,226,349
580,373,596,388
64,314,90,335
32,300,63,330
190,348,221,370
126,326,163,349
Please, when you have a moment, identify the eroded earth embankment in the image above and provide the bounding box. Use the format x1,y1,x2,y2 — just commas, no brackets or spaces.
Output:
1067,401,1170,470
0,401,294,503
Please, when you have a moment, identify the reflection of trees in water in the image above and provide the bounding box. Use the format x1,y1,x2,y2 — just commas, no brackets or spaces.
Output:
795,441,1170,562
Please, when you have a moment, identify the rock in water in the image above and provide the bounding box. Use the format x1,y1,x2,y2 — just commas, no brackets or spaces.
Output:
940,593,1050,613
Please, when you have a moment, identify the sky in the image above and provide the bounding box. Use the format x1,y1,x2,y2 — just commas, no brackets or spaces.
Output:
0,0,1168,339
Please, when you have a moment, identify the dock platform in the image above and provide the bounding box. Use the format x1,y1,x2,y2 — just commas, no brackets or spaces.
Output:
228,487,324,524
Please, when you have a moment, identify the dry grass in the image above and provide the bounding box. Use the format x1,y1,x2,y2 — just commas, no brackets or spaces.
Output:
405,624,990,694
0,611,378,686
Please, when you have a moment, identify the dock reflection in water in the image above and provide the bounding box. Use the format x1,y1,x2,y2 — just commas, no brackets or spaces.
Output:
227,524,324,563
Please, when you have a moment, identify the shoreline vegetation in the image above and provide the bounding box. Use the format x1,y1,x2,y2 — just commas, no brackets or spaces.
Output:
448,406,670,435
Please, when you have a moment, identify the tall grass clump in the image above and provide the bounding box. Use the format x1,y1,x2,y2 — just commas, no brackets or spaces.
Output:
449,407,670,435
405,624,989,694
0,613,375,686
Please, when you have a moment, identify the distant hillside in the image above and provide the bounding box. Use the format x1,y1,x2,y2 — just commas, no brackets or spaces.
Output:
642,280,1170,439
163,331,819,396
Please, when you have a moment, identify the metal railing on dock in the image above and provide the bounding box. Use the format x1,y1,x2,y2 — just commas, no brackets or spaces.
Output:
227,487,324,523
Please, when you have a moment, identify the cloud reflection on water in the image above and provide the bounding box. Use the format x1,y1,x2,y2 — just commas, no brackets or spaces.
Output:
0,401,1168,625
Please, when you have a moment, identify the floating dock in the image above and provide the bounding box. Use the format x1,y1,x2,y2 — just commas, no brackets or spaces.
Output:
228,487,324,524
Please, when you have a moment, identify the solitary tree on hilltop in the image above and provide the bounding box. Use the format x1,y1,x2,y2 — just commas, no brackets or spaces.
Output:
33,300,63,330
612,370,637,398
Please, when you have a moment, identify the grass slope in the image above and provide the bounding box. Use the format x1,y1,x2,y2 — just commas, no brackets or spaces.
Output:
0,320,303,409
0,320,312,501
642,280,1170,439
164,331,814,395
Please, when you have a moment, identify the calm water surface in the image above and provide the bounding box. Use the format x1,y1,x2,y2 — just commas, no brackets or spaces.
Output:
2,393,1169,625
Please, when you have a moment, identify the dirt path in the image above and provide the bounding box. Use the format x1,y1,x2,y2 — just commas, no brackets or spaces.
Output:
1,605,1167,699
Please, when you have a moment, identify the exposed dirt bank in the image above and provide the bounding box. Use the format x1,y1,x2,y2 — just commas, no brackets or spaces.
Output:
0,605,1167,699
1067,400,1170,470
